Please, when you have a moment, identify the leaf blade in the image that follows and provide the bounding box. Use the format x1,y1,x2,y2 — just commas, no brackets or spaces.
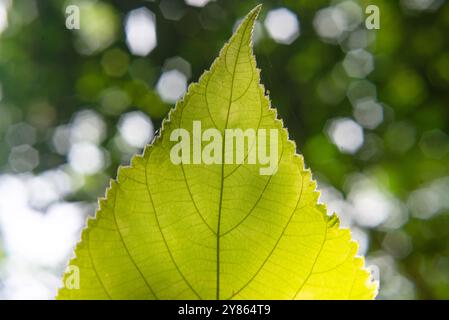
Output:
58,5,377,300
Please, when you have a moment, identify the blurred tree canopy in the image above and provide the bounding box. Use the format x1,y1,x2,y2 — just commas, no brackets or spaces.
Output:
0,0,448,299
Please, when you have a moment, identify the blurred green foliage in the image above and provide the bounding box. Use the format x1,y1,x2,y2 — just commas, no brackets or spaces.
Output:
0,0,448,299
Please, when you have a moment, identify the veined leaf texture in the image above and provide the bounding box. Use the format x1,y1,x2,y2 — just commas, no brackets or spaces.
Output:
58,5,377,300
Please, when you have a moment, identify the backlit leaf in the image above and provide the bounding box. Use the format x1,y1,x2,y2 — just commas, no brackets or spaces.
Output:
57,5,377,300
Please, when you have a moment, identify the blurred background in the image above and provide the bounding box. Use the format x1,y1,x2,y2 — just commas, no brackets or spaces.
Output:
0,0,448,299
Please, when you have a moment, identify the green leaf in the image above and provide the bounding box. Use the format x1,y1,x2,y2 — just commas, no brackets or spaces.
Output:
57,5,377,300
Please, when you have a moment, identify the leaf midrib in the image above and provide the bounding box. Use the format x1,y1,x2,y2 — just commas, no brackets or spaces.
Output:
216,15,254,300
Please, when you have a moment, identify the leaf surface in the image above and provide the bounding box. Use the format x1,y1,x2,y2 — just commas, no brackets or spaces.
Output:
58,5,377,300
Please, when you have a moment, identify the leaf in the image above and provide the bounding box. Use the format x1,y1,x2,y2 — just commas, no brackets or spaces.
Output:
57,5,377,300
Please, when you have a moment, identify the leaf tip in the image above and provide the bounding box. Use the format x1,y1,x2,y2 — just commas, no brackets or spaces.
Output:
251,4,263,15
237,4,262,35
